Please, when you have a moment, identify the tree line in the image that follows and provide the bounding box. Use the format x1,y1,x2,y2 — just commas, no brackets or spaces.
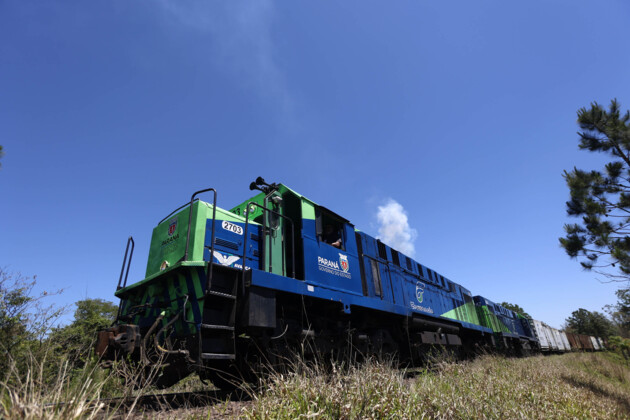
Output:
0,268,117,386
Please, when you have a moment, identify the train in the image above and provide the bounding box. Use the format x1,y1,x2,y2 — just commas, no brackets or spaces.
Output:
95,178,604,389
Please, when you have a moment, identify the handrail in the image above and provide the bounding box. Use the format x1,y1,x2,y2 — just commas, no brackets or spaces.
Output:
158,198,201,225
242,201,295,294
181,188,218,294
184,188,217,262
117,236,135,290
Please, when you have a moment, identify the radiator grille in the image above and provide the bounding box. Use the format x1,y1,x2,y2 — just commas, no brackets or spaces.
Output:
215,237,239,250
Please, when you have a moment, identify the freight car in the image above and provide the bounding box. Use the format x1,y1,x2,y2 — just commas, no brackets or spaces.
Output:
96,179,556,388
532,320,569,352
532,322,604,353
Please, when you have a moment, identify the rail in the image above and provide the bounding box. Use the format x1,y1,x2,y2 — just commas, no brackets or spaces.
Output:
182,188,217,293
158,198,201,225
184,188,216,261
116,236,135,290
242,201,295,294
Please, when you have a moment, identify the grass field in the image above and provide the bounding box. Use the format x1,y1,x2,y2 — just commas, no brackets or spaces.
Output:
2,352,629,419
242,352,630,419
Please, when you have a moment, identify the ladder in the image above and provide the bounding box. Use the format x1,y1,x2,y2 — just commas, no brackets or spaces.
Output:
199,266,239,361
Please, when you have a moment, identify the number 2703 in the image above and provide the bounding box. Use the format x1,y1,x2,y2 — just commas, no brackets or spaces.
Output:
222,221,243,235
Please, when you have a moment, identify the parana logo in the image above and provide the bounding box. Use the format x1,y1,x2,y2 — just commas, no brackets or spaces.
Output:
317,255,351,279
168,217,178,236
318,256,339,269
339,254,349,272
161,233,180,247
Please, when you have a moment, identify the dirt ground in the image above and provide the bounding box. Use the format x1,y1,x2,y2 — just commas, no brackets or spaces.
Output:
137,402,250,419
112,396,253,419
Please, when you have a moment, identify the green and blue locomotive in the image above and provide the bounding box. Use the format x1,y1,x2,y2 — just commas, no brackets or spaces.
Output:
96,178,539,388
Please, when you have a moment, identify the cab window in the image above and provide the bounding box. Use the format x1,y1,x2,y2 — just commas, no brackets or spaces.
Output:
316,209,345,250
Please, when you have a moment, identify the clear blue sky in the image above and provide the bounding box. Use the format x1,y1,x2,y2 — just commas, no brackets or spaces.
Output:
1,1,629,328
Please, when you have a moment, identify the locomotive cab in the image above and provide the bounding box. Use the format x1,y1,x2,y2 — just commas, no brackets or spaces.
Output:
230,183,364,296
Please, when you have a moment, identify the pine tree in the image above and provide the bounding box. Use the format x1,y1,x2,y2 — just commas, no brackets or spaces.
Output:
560,99,630,281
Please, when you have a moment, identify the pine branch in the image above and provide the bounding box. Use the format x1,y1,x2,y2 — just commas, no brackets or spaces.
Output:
594,196,630,214
593,269,630,283
588,110,630,166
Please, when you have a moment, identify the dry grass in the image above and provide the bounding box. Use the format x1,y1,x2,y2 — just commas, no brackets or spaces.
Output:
0,354,110,420
241,352,630,419
0,350,170,419
2,351,629,419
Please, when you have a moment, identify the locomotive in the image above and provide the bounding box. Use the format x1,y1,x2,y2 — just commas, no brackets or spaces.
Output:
95,178,578,389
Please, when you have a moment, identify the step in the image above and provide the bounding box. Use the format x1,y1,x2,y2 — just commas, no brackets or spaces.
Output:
201,324,234,331
203,290,236,300
201,353,236,360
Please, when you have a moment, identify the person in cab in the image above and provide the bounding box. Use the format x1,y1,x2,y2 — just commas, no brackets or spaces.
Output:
323,224,342,249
